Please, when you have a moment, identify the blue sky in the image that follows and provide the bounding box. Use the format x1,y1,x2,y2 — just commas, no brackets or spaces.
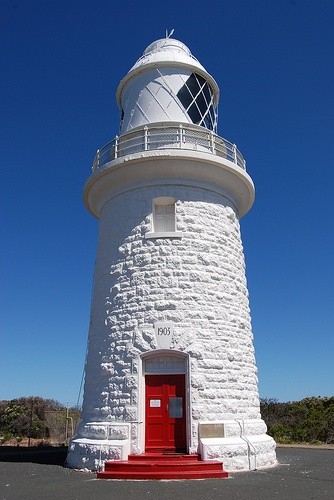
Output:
1,0,333,406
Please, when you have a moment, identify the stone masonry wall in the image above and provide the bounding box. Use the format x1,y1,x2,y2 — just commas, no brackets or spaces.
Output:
78,183,261,444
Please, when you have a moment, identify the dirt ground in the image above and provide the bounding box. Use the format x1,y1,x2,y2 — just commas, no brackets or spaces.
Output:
277,443,334,450
1,437,66,447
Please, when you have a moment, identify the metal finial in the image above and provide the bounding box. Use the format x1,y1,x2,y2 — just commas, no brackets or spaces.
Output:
165,28,175,38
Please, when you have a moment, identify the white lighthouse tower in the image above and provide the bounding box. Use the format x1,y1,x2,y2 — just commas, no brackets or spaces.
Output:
67,37,276,473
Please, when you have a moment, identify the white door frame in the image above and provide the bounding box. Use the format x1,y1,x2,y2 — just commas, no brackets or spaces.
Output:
138,350,190,453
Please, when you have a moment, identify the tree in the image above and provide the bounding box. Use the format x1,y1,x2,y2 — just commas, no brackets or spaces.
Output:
0,397,81,444
260,396,334,444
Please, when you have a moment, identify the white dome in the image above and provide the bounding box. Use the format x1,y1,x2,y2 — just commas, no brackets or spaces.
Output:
143,38,192,57
125,38,207,79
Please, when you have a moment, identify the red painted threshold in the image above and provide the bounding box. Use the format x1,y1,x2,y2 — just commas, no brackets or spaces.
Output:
97,453,228,480
128,453,200,461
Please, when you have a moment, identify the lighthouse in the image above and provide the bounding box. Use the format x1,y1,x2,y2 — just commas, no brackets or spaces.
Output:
67,37,276,473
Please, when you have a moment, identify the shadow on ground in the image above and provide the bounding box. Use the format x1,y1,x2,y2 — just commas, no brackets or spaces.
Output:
0,446,68,466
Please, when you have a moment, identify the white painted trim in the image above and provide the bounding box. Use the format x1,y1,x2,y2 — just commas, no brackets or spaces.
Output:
137,355,145,455
145,231,183,239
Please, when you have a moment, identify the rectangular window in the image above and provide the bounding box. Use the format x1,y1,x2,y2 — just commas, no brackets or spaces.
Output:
154,203,175,232
145,197,182,239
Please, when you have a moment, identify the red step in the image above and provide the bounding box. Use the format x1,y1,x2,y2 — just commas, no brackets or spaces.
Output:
128,452,200,461
97,453,228,480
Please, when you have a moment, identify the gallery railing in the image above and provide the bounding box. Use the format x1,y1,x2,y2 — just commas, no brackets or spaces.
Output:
92,123,246,172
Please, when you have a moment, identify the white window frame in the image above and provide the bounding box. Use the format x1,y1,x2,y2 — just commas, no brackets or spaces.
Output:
145,197,182,239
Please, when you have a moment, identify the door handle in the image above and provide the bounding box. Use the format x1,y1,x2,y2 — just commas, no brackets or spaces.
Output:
166,404,169,412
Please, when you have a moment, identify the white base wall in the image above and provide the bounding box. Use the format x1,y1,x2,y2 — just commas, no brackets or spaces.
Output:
66,438,130,471
66,422,130,471
66,418,276,472
198,419,277,471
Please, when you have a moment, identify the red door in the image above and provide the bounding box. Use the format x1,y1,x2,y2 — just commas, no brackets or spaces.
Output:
145,374,186,451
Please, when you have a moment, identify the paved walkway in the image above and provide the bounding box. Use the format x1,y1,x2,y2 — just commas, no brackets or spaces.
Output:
0,446,333,499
